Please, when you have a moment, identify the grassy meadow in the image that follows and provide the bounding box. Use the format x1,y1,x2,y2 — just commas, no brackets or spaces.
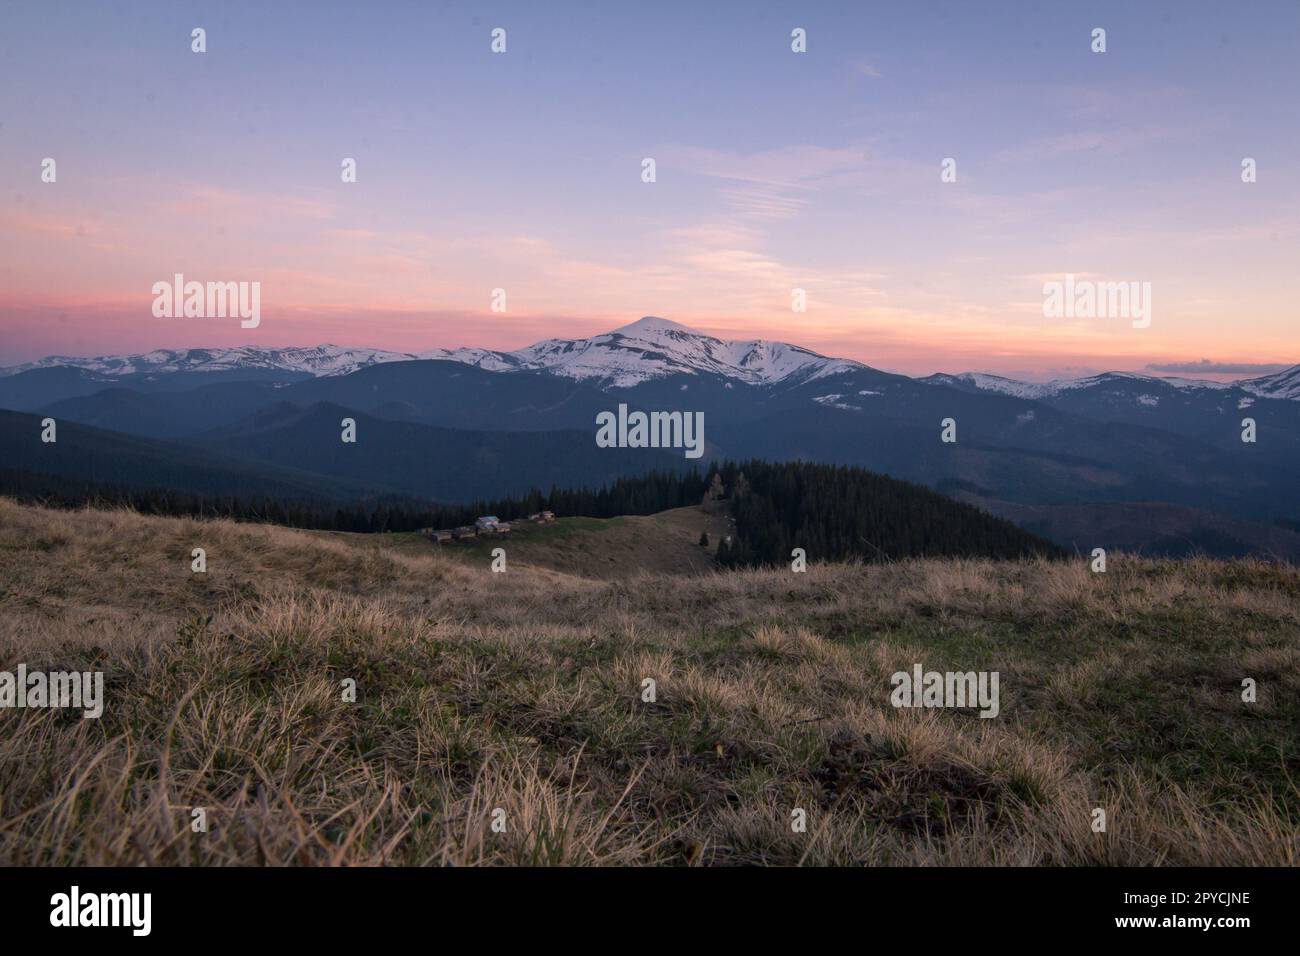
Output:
1,496,1297,865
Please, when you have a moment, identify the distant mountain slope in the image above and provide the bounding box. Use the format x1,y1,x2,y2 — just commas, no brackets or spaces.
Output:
920,370,1300,472
958,496,1300,562
0,403,700,507
0,409,380,501
0,367,118,411
277,360,611,431
41,382,284,438
1240,365,1300,401
191,402,692,501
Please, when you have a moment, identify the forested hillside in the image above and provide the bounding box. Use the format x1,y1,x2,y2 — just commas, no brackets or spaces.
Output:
2,456,1059,563
711,461,1063,566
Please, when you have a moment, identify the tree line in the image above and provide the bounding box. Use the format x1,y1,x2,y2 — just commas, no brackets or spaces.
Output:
0,467,710,533
0,460,1060,562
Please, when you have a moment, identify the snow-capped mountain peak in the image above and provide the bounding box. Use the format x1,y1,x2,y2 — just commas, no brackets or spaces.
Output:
415,316,863,388
503,316,865,388
610,315,696,336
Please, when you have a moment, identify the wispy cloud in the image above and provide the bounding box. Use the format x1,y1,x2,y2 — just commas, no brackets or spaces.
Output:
658,143,872,220
718,184,809,220
157,186,335,224
662,143,868,188
991,121,1211,166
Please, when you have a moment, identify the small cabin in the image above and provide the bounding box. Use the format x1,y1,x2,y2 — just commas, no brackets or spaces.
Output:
452,526,477,539
429,530,452,543
476,515,500,532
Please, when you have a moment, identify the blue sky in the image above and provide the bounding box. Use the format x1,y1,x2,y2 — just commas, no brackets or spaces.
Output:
1,0,1297,378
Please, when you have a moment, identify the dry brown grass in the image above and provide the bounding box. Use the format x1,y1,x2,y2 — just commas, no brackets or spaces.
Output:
1,497,1297,865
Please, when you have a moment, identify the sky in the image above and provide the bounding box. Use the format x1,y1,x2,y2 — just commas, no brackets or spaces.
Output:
0,0,1297,381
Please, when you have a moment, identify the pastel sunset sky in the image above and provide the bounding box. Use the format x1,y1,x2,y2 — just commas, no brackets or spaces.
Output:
1,0,1296,380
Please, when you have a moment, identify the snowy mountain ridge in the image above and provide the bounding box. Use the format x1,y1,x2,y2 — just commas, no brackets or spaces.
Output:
1,317,866,389
4,316,1297,400
416,316,866,388
0,344,416,379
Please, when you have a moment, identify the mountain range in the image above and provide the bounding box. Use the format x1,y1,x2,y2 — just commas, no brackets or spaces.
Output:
3,317,1298,559
5,315,1298,398
0,316,866,389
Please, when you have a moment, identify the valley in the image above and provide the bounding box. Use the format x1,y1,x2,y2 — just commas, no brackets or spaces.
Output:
2,317,1298,558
